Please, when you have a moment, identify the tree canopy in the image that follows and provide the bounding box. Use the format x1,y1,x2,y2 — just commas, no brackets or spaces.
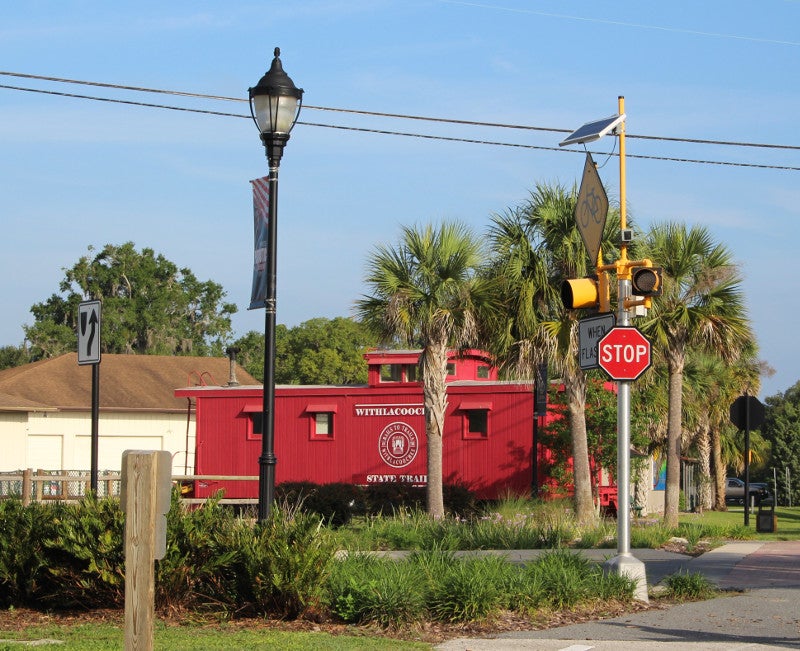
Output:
232,317,377,384
764,382,800,506
24,242,237,359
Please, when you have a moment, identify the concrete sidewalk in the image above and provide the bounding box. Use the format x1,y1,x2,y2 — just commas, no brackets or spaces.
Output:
435,541,800,650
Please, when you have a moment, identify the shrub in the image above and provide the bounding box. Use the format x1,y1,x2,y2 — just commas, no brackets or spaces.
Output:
156,490,241,611
277,482,370,527
42,494,125,609
238,503,337,618
442,483,479,518
0,499,59,607
364,483,426,515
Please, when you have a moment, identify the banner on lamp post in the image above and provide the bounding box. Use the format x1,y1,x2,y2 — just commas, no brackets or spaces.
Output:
248,177,269,310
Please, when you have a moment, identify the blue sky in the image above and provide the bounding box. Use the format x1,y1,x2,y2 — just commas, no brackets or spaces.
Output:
1,1,798,399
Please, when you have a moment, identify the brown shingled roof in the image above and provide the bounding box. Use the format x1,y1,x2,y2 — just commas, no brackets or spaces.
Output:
0,353,259,412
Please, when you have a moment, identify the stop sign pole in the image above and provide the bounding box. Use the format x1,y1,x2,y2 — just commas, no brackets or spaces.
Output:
561,97,648,601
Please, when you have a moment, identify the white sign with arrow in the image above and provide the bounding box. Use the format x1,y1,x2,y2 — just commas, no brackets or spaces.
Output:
78,300,102,365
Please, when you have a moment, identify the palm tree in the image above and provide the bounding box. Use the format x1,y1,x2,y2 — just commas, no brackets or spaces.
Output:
639,222,751,527
487,182,619,524
684,342,761,511
355,222,499,517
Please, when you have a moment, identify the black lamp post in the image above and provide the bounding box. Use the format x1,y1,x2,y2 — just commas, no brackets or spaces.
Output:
248,47,303,522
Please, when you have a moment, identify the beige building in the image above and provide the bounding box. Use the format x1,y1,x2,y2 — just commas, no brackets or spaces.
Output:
0,353,257,475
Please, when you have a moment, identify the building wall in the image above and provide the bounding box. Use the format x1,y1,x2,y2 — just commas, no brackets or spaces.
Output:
0,412,29,474
0,409,196,475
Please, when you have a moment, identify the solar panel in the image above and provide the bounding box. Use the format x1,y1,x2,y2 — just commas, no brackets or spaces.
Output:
559,113,626,147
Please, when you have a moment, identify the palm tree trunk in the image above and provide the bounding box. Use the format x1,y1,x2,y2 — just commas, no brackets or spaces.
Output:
696,420,712,511
711,427,727,510
664,358,684,528
421,342,448,518
564,367,595,525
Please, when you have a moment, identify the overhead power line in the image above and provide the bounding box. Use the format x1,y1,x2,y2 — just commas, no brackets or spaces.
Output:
1,71,798,171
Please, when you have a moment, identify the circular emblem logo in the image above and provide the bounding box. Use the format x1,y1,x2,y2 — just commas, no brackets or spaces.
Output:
378,421,419,468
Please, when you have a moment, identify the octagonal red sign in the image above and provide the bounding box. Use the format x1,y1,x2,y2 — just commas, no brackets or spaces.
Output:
597,326,651,381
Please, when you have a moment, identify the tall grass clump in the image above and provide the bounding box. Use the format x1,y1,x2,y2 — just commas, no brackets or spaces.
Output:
662,571,715,600
630,521,675,549
465,497,577,550
571,519,616,549
518,549,635,610
327,553,426,626
426,555,514,622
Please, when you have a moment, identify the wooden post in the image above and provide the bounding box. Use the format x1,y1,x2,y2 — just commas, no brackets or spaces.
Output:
35,469,44,502
121,450,171,651
22,469,31,506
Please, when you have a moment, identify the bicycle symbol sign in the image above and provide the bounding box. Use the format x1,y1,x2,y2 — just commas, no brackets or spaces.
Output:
574,153,608,264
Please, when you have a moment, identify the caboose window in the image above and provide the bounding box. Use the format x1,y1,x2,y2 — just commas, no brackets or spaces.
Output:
249,412,263,438
313,412,333,437
477,365,490,379
466,410,488,438
305,403,338,440
380,364,402,382
459,401,492,440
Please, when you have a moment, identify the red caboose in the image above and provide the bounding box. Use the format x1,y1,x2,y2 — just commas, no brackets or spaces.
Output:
176,349,618,504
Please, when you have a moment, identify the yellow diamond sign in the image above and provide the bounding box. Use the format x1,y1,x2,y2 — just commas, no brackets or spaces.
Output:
575,153,608,264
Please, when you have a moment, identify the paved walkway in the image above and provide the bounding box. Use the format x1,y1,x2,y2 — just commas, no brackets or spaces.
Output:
435,541,800,650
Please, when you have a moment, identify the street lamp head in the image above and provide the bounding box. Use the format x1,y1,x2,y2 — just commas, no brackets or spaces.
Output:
249,47,304,165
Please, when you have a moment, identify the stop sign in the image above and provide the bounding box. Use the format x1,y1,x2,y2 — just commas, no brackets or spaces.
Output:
597,326,651,380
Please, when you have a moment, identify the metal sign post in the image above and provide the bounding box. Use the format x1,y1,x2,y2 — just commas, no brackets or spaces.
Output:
730,394,766,526
560,97,648,602
78,300,102,492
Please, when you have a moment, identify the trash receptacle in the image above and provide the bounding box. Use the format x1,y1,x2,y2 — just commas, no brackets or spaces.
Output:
756,497,777,533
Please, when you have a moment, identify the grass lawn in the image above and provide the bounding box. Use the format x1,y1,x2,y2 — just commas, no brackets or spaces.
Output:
678,505,800,541
0,617,431,651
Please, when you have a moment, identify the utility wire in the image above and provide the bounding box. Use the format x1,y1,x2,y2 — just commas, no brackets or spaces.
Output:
1,72,798,171
2,70,798,152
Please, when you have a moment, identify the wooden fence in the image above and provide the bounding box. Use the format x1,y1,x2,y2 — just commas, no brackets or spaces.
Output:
0,469,259,507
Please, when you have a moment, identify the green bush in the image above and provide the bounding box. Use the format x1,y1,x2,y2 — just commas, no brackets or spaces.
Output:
442,483,479,518
276,482,367,527
276,481,478,524
41,494,125,609
156,490,241,611
238,503,337,618
364,483,426,515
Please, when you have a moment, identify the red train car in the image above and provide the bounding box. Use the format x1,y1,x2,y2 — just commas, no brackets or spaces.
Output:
176,349,614,502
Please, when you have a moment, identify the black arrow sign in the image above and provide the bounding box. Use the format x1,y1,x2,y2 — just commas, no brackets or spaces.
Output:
85,309,98,357
78,301,101,365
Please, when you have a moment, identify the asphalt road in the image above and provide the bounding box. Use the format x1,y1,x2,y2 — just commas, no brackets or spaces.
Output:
435,541,800,651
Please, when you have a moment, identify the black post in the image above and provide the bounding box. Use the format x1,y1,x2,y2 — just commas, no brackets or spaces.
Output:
249,48,301,522
90,362,99,493
744,392,751,526
258,161,280,523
